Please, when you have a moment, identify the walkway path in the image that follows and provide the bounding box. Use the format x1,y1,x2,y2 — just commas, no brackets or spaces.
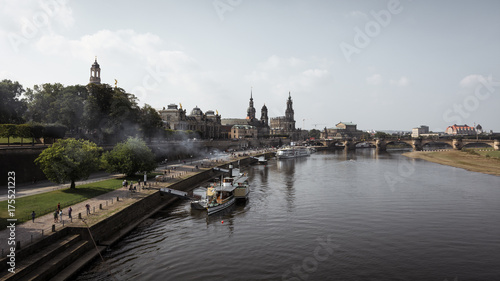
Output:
0,149,273,258
0,162,201,257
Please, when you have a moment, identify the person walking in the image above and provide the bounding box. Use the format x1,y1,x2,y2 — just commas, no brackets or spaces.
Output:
68,207,73,223
57,202,61,212
31,211,36,223
54,209,58,223
86,203,90,215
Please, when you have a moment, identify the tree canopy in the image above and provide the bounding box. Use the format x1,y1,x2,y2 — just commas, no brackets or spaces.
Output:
35,138,102,188
101,137,157,177
0,79,27,124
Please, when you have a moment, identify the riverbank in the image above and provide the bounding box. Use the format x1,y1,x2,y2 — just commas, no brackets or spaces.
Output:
403,150,500,176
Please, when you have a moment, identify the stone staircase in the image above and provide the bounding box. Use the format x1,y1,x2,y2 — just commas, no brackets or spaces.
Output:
0,234,105,281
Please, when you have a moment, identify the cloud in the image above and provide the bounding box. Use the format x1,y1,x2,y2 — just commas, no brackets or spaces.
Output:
459,74,484,88
1,0,74,53
366,74,383,85
390,76,409,86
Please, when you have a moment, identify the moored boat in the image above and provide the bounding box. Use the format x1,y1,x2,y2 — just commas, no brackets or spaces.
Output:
191,167,250,214
276,146,311,159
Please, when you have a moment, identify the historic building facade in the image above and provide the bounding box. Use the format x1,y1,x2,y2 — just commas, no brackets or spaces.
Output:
445,124,480,135
221,90,270,138
89,57,101,84
159,104,222,139
270,92,297,139
320,122,363,139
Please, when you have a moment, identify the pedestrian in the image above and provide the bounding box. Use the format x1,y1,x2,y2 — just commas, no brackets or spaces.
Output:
86,203,90,215
68,207,73,223
31,211,36,223
57,202,61,212
54,209,58,223
59,209,63,223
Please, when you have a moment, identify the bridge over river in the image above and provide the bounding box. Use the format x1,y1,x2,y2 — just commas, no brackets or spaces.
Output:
320,138,500,151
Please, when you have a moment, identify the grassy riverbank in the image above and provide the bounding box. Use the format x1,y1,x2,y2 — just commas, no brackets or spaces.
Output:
0,178,126,230
403,150,500,176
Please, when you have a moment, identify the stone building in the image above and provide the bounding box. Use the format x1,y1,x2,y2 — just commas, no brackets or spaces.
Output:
321,122,363,139
411,125,429,138
445,124,477,135
159,104,222,139
89,57,101,84
270,92,297,138
221,90,270,138
230,124,257,139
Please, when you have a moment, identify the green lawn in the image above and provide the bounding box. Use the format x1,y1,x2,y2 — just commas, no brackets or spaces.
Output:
0,178,123,230
476,150,500,159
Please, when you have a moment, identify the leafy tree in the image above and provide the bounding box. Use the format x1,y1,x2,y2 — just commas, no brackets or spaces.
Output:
0,80,27,124
35,138,102,189
24,83,86,131
374,131,391,139
101,137,157,177
84,84,140,143
139,104,163,141
308,129,320,139
0,124,17,145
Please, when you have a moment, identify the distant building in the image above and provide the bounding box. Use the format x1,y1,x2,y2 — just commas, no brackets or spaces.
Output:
320,122,363,139
231,124,257,139
89,57,101,85
445,124,477,135
412,125,429,138
270,92,297,139
222,90,270,138
159,104,222,139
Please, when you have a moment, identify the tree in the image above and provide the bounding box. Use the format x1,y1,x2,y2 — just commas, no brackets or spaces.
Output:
0,80,27,124
24,83,86,131
35,138,102,189
139,104,163,141
308,129,321,139
101,137,157,177
84,84,140,143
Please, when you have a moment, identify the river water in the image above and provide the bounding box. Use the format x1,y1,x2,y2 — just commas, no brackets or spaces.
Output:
76,150,500,281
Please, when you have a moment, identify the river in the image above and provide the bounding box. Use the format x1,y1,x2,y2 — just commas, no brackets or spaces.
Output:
75,149,500,281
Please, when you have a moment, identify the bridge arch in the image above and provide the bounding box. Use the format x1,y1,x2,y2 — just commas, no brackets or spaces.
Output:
421,141,453,150
462,142,494,149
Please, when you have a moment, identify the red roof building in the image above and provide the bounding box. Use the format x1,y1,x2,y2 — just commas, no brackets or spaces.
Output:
445,124,476,135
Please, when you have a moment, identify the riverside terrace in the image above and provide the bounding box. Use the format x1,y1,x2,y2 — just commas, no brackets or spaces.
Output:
0,150,274,280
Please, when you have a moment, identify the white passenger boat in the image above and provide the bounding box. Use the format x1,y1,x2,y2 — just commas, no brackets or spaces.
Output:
276,146,311,159
191,168,250,215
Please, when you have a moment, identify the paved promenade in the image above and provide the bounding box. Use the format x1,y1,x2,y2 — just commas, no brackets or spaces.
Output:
0,163,200,257
0,149,273,258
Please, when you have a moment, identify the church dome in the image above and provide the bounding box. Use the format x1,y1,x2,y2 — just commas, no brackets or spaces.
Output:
261,104,267,110
190,106,203,116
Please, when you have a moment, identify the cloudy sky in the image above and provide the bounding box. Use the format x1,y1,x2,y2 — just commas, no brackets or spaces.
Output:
1,0,499,131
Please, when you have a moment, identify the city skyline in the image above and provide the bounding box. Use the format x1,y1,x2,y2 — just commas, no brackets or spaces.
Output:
1,0,499,132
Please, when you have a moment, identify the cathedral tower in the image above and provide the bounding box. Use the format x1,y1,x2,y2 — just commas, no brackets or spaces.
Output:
261,104,268,126
247,89,256,120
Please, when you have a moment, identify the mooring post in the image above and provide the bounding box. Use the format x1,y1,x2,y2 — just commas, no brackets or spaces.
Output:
78,213,82,219
99,203,102,210
117,196,119,202
42,229,44,237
